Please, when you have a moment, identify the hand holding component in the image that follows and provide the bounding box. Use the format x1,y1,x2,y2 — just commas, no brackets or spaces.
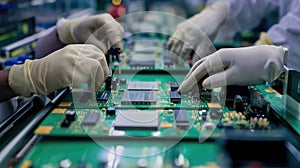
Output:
9,44,109,97
57,13,124,53
167,1,229,64
179,45,286,93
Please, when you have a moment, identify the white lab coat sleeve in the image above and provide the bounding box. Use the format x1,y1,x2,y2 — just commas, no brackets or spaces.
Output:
206,0,279,31
267,3,300,70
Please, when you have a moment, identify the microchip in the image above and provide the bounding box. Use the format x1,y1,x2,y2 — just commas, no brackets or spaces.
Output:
121,91,157,105
128,53,155,68
164,58,173,67
120,78,127,85
82,112,100,126
61,118,71,128
96,92,110,102
170,82,179,91
106,106,116,116
174,110,189,129
128,82,158,91
170,91,181,104
113,111,159,130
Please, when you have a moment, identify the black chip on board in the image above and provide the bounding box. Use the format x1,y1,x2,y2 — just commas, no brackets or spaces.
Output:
82,112,100,126
96,92,111,102
170,91,181,104
170,82,179,91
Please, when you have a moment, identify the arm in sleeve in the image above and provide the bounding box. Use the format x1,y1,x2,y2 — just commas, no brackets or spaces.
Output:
34,27,65,59
267,1,300,70
207,0,279,31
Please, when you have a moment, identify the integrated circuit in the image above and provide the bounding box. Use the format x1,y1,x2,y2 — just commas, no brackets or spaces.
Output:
128,82,158,91
128,53,155,68
170,91,181,104
121,91,157,105
96,92,111,102
170,82,179,91
174,110,189,129
82,112,100,126
113,111,159,130
164,58,173,67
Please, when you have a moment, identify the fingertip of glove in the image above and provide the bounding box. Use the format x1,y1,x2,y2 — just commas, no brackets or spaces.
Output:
202,79,212,89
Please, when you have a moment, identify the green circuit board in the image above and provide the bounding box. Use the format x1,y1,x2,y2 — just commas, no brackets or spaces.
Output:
15,34,286,168
34,70,274,138
32,33,275,138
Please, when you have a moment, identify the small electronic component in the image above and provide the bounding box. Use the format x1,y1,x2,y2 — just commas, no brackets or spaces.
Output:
199,109,208,121
61,119,71,128
121,91,157,105
128,82,158,91
65,110,76,122
120,78,127,85
106,46,121,65
96,92,111,102
61,110,76,127
82,112,100,126
106,106,116,116
174,110,189,129
170,82,179,91
170,91,181,104
113,111,159,130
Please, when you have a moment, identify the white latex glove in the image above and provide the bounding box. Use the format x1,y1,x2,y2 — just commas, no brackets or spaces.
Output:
179,45,287,93
57,13,124,53
9,44,109,97
167,1,229,65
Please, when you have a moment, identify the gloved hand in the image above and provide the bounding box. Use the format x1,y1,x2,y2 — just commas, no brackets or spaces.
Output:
9,44,109,97
254,32,274,45
167,1,229,65
57,13,124,53
179,45,287,93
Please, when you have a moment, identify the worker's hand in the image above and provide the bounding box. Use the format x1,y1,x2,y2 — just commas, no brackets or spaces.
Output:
254,32,274,45
179,45,286,93
167,1,229,64
57,13,124,53
9,44,109,97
